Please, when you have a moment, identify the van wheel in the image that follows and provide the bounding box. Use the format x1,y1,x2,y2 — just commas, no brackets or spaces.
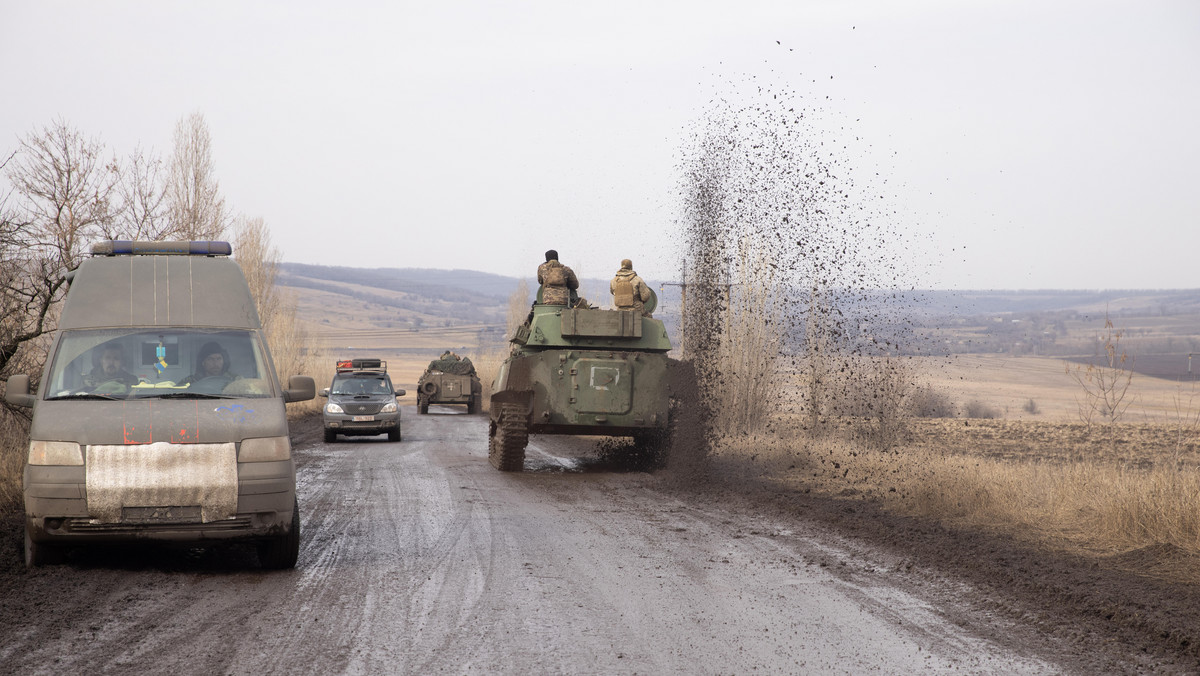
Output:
258,499,300,569
388,427,401,442
324,429,336,443
25,526,65,568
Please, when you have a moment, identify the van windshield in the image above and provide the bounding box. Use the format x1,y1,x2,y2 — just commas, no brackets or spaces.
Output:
44,329,276,399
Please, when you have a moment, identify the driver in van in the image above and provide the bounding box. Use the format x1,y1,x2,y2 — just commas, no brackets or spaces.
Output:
83,342,140,391
180,341,241,387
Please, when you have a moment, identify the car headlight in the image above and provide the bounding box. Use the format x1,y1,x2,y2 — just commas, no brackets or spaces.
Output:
325,402,344,414
240,436,291,462
381,401,397,413
28,440,84,466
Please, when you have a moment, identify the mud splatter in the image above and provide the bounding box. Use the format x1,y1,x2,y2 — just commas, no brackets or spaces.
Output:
676,78,928,445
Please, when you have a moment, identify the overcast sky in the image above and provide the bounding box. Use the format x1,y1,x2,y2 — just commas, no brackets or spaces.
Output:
1,1,1197,290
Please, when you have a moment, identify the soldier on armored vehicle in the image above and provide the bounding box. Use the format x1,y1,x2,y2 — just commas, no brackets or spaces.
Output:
417,350,483,414
488,253,679,472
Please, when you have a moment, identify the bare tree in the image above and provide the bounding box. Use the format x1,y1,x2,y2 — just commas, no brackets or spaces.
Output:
233,217,311,384
506,279,530,338
233,216,280,330
1,120,118,376
166,112,228,240
114,145,169,240
1066,312,1135,427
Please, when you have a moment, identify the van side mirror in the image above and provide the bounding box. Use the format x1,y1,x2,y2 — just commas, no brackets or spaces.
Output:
395,389,406,397
284,375,316,403
319,388,329,397
5,375,36,408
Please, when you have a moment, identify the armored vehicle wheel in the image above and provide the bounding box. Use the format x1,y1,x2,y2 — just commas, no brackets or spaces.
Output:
418,396,429,415
324,428,337,443
467,394,478,415
258,498,300,569
24,526,65,568
488,403,528,471
388,427,401,442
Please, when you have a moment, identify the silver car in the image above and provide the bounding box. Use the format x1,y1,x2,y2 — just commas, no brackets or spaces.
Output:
321,359,406,443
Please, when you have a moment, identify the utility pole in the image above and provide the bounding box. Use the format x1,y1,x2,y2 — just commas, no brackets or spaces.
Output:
661,282,688,357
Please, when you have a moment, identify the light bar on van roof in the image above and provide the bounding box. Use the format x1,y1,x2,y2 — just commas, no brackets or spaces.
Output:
90,241,233,257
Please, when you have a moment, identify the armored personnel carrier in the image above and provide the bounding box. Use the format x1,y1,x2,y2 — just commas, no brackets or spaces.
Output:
488,288,674,471
417,352,483,414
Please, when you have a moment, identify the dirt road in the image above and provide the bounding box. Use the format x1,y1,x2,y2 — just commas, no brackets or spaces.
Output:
0,407,1183,674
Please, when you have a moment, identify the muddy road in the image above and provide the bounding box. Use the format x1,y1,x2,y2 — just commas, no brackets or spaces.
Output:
0,407,1185,674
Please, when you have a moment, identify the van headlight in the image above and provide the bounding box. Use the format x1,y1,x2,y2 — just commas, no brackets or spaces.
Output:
381,401,397,413
239,436,291,462
325,402,344,414
29,441,84,466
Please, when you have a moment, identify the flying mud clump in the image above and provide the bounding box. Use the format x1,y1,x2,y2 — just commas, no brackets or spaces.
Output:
674,78,928,456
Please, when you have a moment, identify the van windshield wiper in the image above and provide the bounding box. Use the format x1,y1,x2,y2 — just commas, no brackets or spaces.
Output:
150,392,236,399
44,393,122,401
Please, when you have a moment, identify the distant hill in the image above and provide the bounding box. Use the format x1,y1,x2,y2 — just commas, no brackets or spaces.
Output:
279,262,1200,356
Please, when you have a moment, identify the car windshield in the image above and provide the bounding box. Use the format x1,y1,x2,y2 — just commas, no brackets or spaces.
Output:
44,328,275,400
331,374,392,396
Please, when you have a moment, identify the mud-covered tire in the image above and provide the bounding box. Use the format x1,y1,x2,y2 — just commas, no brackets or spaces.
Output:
466,395,478,415
387,427,401,442
488,403,528,471
418,397,429,415
324,428,337,443
24,526,65,568
258,499,300,569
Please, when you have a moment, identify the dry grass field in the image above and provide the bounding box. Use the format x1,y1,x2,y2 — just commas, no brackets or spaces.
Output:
707,353,1200,583
916,353,1200,423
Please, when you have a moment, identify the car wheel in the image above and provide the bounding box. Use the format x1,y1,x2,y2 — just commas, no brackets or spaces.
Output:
25,525,65,568
324,428,337,443
257,498,300,569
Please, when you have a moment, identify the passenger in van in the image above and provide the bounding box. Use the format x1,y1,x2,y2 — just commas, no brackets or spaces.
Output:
180,341,241,387
83,342,141,392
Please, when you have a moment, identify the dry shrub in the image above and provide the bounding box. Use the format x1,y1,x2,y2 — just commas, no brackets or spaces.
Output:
471,348,507,414
233,217,320,418
1023,398,1041,415
472,280,530,414
0,408,29,513
964,400,1002,419
908,384,956,418
713,425,1200,565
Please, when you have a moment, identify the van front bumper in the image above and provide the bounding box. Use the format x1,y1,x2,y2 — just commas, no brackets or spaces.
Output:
24,460,295,545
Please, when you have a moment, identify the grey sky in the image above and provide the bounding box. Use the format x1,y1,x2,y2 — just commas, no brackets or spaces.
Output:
2,1,1196,289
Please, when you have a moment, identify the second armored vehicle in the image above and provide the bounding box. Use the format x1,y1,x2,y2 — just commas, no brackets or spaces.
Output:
488,288,674,471
417,352,482,414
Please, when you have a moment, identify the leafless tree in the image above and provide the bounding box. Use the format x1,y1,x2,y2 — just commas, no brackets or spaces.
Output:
114,145,169,240
1066,312,1135,427
506,279,530,338
1,120,118,376
166,112,228,240
233,216,311,383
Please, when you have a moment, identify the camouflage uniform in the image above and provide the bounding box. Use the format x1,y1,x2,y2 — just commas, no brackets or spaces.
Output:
610,259,652,316
537,259,579,306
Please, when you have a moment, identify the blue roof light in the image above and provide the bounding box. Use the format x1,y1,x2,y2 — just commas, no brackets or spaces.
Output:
90,241,233,257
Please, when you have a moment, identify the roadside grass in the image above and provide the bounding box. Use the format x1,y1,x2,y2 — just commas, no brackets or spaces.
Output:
0,411,26,513
712,417,1200,578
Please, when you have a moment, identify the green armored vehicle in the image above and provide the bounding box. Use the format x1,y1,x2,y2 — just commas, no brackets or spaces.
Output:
488,288,673,471
417,351,483,414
